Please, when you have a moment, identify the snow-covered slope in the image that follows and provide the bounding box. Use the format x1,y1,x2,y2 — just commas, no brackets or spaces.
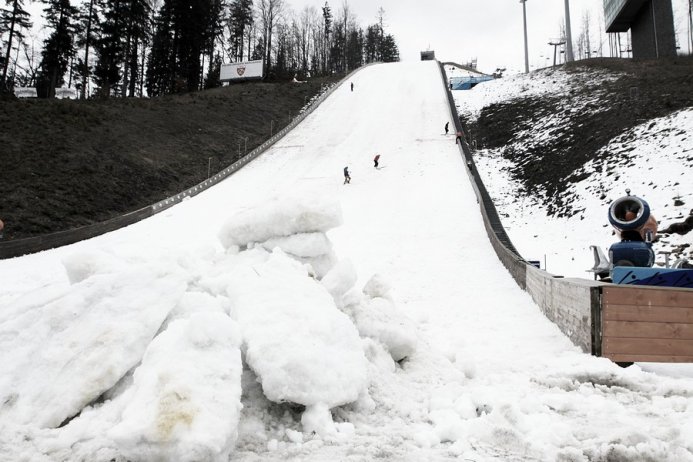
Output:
2,62,693,461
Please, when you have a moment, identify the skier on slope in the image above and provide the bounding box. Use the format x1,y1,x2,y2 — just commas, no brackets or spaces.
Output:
373,154,380,168
343,166,351,184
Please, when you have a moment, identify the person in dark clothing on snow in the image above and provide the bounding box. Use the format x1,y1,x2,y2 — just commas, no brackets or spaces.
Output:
343,166,351,184
373,154,380,168
350,82,354,92
445,122,449,135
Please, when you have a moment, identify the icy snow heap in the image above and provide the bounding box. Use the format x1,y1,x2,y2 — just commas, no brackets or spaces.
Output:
0,194,418,460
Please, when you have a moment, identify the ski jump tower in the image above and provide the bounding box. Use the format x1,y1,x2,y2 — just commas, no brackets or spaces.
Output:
604,0,677,58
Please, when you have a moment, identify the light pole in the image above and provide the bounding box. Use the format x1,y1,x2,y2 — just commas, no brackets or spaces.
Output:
520,0,529,74
564,0,574,62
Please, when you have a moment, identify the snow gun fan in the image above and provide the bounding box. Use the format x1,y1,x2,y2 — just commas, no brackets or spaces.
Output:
607,191,656,268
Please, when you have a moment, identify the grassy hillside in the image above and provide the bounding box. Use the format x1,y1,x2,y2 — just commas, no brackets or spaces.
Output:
0,76,341,240
461,57,693,219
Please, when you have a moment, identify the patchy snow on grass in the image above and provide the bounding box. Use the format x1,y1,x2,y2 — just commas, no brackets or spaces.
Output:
470,89,693,277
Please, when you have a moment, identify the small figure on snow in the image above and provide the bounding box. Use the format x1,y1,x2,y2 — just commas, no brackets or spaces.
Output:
445,122,449,135
350,82,354,92
373,154,380,168
343,166,351,184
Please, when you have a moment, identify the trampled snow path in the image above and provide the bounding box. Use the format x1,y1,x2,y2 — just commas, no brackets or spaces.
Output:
2,62,693,461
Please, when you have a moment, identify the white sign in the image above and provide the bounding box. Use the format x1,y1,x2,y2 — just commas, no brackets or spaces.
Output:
54,87,78,99
220,60,264,81
14,87,37,98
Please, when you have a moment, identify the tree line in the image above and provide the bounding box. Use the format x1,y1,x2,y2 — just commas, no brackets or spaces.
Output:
0,0,400,98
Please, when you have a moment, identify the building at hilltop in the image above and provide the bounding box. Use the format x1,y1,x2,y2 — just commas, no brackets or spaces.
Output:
604,0,677,58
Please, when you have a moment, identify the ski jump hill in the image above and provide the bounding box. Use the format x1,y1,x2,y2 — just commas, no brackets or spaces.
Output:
1,61,693,460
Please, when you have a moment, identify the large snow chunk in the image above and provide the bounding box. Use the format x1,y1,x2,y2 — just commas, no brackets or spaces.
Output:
351,296,417,362
0,267,187,428
362,273,392,299
218,196,342,249
321,259,358,306
109,313,243,462
228,250,367,408
62,249,125,284
257,232,333,258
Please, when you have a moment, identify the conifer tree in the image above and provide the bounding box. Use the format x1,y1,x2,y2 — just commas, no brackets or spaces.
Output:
74,0,100,98
38,0,78,97
0,0,32,89
229,0,252,61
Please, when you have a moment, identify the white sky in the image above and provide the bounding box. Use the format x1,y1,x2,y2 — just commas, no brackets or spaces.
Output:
288,0,692,73
20,0,692,75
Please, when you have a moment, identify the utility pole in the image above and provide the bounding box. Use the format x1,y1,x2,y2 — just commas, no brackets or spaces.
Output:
520,0,529,73
688,0,692,54
549,40,566,66
564,0,575,62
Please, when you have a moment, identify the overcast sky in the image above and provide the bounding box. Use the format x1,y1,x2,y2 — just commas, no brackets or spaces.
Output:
288,0,692,74
23,0,692,76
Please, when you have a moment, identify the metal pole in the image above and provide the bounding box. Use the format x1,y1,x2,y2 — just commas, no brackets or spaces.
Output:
652,0,659,58
689,0,693,54
521,0,529,73
564,0,574,62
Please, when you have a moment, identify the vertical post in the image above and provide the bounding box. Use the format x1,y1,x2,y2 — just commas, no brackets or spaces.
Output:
564,0,574,62
521,0,530,74
689,0,693,54
651,0,659,58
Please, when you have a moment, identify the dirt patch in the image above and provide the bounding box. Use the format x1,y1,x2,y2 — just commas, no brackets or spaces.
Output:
0,76,341,240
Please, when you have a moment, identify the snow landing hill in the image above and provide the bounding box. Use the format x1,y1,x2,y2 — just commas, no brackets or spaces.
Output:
2,61,693,462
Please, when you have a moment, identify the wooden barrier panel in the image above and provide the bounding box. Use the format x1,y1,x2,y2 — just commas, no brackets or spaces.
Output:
602,285,693,363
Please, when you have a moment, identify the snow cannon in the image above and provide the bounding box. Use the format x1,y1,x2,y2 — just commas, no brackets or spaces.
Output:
608,193,658,242
607,191,656,268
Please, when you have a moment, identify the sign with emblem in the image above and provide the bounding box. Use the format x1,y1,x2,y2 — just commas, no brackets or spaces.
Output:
221,60,263,81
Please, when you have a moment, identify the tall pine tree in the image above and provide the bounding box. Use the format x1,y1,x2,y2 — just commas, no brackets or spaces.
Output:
38,0,78,97
74,0,100,98
229,0,252,61
1,0,33,89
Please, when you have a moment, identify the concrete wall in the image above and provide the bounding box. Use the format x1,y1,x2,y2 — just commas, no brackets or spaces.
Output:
525,267,605,354
631,0,678,58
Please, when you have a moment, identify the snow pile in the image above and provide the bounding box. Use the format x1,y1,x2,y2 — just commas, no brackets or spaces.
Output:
109,313,243,462
224,249,368,436
343,274,417,362
219,194,342,278
0,258,188,428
